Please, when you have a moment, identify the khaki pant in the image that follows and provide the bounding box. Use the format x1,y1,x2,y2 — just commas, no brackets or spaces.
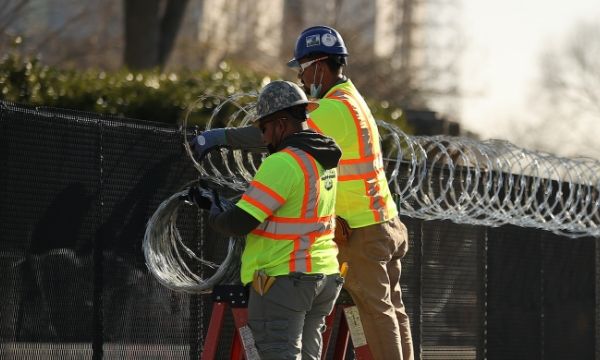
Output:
337,216,414,360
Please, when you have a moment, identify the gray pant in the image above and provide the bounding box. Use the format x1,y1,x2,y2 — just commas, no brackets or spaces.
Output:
248,272,343,360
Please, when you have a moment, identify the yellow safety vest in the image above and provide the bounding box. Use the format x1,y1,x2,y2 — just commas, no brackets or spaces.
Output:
307,80,398,228
236,146,339,285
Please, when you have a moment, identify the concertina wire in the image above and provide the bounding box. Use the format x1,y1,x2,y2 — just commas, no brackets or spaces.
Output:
144,92,600,293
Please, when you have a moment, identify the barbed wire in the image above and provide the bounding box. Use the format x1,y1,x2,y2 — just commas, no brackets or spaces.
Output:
182,93,600,238
144,92,599,293
143,185,244,293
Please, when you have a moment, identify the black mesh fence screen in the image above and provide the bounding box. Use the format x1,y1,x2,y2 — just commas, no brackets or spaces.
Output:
0,101,596,359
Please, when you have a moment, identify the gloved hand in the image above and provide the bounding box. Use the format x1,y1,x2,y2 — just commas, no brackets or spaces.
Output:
182,186,213,209
207,189,226,227
190,128,227,159
210,189,224,213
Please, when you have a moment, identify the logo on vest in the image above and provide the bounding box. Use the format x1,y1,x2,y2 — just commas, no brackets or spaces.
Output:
321,169,336,191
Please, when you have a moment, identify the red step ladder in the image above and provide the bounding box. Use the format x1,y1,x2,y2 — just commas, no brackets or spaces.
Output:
321,290,374,360
200,286,373,360
200,285,259,360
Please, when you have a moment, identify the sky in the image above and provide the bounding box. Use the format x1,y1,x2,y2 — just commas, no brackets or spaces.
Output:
459,0,600,144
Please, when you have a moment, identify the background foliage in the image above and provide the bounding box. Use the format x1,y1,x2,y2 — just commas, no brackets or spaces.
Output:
0,50,409,130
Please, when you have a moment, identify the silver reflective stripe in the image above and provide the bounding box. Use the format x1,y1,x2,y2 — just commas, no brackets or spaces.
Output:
328,90,373,158
245,183,282,214
293,235,311,272
360,124,373,158
365,179,388,218
287,147,319,218
339,161,382,177
251,146,333,272
255,218,333,235
328,87,388,220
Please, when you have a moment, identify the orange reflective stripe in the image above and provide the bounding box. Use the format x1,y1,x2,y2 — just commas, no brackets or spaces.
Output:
282,147,321,218
339,154,376,164
243,181,285,215
338,155,385,180
326,86,392,223
365,179,388,222
254,213,334,239
270,215,333,223
338,162,384,178
282,148,310,216
241,193,273,217
338,170,380,182
348,89,380,156
293,233,325,273
251,229,294,240
251,228,333,240
329,88,379,158
327,93,368,158
251,147,333,273
254,220,332,236
252,180,285,204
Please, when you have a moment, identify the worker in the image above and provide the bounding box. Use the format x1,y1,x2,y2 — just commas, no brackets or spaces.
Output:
192,80,343,360
192,26,413,360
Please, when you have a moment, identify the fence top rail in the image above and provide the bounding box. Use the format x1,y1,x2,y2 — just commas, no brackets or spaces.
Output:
3,99,598,238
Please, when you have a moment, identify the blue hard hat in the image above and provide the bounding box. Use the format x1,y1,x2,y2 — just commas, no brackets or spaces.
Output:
287,26,348,68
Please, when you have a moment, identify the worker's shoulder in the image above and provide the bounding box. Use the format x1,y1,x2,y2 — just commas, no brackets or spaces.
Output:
313,96,349,117
262,150,302,169
257,150,304,184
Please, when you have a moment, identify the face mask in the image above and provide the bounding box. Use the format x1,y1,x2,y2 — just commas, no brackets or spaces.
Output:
309,63,325,98
310,83,322,98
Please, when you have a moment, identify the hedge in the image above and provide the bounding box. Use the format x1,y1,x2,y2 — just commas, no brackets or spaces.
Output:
0,52,408,130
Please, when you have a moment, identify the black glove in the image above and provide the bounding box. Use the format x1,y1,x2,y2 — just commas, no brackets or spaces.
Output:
211,189,224,212
207,189,226,227
183,186,212,209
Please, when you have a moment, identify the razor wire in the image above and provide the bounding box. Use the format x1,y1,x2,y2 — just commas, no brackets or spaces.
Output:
180,93,600,239
144,94,258,293
182,92,261,191
145,92,599,293
143,182,244,293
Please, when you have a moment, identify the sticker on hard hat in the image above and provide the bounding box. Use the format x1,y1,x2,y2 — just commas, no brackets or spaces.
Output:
321,33,337,47
306,34,321,47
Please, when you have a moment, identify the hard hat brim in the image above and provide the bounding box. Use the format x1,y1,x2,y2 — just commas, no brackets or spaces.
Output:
306,101,319,113
287,58,299,68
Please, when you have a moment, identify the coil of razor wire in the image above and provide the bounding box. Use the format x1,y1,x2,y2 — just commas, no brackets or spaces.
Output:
377,121,600,238
182,92,261,191
145,92,599,293
181,93,599,239
144,94,258,293
143,184,244,293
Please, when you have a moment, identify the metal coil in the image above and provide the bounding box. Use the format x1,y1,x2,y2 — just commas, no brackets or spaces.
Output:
181,93,600,238
145,92,599,293
143,185,244,293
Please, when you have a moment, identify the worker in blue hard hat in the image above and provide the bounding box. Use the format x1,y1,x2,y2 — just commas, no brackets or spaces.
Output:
286,25,348,99
285,25,414,360
191,26,414,359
